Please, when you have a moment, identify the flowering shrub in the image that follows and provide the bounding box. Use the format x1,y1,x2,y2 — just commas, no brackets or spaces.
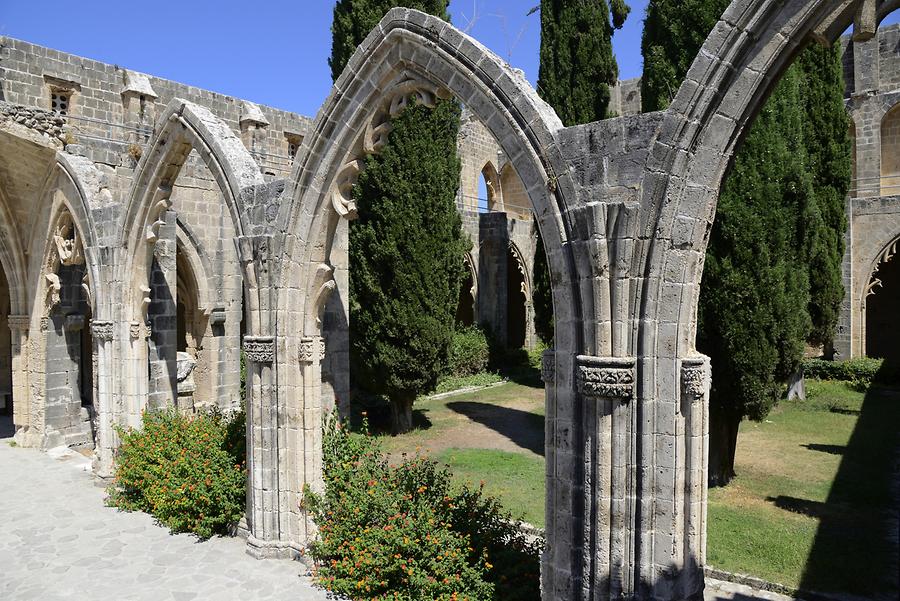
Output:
107,408,246,539
304,416,541,600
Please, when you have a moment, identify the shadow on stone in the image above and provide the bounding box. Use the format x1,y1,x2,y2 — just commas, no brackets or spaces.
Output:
445,401,544,456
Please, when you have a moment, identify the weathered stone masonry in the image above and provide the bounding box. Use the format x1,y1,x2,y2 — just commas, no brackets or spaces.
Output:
1,2,894,601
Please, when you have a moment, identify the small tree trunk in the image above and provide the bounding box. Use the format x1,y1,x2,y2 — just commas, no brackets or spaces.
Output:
390,396,414,435
708,403,741,487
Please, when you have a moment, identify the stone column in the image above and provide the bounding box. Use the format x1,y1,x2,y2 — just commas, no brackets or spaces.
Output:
244,334,286,558
90,320,116,476
477,212,509,345
7,315,29,433
147,210,177,408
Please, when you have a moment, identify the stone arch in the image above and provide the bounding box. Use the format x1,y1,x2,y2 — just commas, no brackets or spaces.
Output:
0,185,28,318
259,8,585,563
880,102,900,195
629,2,899,600
16,156,102,452
117,98,264,418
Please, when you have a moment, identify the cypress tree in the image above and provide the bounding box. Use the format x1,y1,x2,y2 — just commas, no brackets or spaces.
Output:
330,0,450,81
349,100,467,433
642,0,850,484
330,1,465,434
698,66,815,484
640,0,728,112
533,0,630,345
797,44,852,350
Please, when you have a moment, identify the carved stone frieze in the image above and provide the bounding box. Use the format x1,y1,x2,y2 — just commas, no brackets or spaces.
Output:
243,336,275,363
90,320,114,341
298,336,326,364
576,356,636,401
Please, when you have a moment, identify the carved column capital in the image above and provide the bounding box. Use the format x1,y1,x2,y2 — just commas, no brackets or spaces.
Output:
576,356,636,402
681,355,711,400
90,320,114,341
298,336,325,364
541,349,555,383
7,315,30,332
243,336,275,364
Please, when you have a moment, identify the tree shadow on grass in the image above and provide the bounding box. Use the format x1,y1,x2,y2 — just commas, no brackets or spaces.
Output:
792,360,900,597
800,443,845,455
446,401,544,456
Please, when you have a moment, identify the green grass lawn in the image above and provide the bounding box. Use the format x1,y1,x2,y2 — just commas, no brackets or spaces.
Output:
374,377,898,597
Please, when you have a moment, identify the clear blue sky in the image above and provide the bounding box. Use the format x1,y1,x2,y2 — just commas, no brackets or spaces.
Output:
0,0,649,117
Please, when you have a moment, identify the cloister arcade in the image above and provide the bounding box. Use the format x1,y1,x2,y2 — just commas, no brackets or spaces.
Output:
0,1,897,600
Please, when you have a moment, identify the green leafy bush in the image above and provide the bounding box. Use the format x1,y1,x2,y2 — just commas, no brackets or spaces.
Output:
446,326,490,377
803,357,883,383
305,416,541,601
107,408,246,539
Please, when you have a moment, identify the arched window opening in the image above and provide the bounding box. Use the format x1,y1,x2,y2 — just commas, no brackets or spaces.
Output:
480,163,501,213
866,243,899,361
880,105,900,195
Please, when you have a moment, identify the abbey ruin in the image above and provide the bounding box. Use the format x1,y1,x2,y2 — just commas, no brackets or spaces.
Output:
0,1,896,600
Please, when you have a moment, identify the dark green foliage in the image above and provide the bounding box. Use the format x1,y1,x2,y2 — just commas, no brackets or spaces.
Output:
329,0,449,82
532,232,553,345
305,416,542,601
797,44,851,347
537,0,630,126
446,325,490,377
107,408,247,539
698,66,815,484
533,0,630,345
640,0,728,112
349,99,469,432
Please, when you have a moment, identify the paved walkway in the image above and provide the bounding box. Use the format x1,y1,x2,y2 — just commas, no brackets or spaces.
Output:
0,431,328,601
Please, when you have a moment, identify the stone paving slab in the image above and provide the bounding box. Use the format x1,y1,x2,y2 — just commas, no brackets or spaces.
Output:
0,440,328,601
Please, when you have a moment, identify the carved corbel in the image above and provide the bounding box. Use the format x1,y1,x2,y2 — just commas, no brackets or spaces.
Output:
311,263,337,327
45,273,62,312
331,159,364,220
81,273,92,309
576,356,636,402
146,199,172,243
139,285,151,322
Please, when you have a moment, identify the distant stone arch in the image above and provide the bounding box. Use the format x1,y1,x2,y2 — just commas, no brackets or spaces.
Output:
881,102,900,195
480,161,502,212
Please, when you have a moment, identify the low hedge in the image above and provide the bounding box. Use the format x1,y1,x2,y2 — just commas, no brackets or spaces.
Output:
107,407,246,539
304,416,541,601
803,357,883,383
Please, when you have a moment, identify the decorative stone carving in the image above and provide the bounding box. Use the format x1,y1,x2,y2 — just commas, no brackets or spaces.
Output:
208,307,226,326
243,336,275,363
329,74,450,221
40,316,49,333
541,349,555,383
866,239,896,297
53,212,85,267
146,198,172,243
298,336,326,364
576,356,635,401
176,351,197,387
681,356,710,400
90,320,114,341
45,273,62,310
7,315,29,332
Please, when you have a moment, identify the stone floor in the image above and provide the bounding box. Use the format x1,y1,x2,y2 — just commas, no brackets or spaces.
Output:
0,416,803,601
0,423,328,601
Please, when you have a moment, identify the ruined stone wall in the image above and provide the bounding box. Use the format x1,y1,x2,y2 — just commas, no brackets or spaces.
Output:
835,24,900,359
